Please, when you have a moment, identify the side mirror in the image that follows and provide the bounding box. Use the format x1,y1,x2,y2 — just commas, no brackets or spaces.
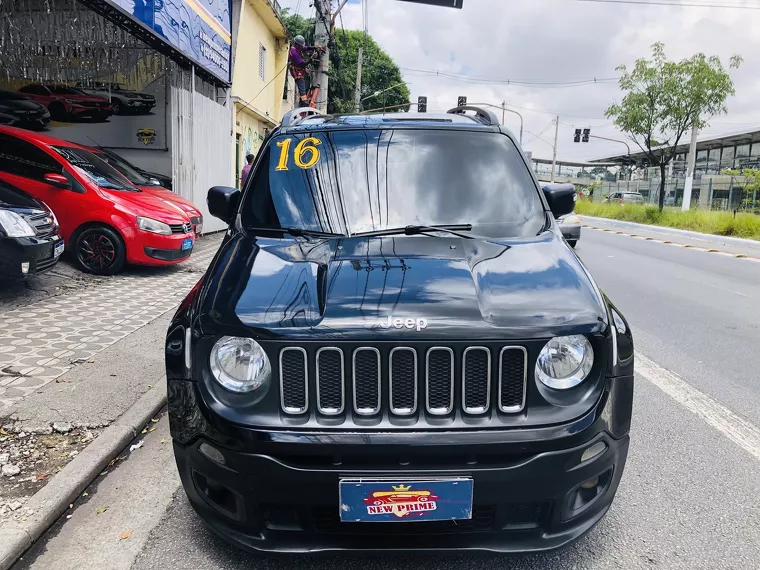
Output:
207,186,240,224
542,183,576,218
44,173,70,189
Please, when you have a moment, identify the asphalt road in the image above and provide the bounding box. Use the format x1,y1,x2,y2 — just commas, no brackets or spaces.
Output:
12,226,760,570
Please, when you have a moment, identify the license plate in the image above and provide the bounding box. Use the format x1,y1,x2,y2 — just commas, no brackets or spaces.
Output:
53,240,64,257
181,238,193,251
339,479,473,523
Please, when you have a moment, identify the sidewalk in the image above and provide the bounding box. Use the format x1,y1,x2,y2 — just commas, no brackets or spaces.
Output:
0,233,222,551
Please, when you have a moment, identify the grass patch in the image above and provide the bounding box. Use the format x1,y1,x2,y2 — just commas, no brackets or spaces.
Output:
575,201,760,241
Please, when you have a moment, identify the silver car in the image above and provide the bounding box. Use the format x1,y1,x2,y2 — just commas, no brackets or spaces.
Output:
557,213,581,247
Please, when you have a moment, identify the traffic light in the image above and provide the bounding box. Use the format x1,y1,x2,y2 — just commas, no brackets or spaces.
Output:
417,96,427,113
582,128,590,143
457,96,467,107
574,129,581,143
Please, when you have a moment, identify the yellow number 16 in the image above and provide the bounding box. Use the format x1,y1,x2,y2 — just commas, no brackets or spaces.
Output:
275,137,322,171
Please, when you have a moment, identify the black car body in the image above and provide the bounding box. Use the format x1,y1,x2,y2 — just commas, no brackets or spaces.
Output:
0,179,63,279
94,147,172,189
0,89,51,130
166,107,634,554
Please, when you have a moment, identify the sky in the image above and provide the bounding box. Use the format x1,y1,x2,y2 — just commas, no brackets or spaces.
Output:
280,0,760,162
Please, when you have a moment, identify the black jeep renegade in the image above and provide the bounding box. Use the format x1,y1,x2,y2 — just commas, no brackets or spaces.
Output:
165,106,634,554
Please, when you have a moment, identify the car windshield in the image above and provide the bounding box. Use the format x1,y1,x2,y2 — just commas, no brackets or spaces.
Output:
242,129,545,238
96,150,150,185
52,146,139,192
51,86,84,95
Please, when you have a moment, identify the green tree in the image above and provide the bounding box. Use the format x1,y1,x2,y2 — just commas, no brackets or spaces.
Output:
722,168,760,212
281,14,410,114
606,42,742,210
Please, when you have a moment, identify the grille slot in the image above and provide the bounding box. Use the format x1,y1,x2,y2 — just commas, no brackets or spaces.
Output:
280,348,308,414
426,347,454,415
499,347,527,413
169,222,192,234
26,213,55,237
462,347,490,414
353,348,380,415
389,347,417,416
316,348,344,415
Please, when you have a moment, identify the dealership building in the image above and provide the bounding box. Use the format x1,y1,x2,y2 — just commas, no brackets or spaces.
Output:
1,0,239,231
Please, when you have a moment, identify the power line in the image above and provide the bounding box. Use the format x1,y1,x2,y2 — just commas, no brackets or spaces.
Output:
572,0,760,8
400,67,618,87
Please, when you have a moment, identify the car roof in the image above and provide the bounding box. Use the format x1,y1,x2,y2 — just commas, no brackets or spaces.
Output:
0,125,90,150
278,107,512,137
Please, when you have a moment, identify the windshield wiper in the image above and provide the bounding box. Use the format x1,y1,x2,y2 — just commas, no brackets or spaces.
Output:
352,224,474,239
244,226,347,238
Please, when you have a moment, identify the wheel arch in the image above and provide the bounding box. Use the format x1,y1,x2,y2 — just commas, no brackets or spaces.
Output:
70,220,127,249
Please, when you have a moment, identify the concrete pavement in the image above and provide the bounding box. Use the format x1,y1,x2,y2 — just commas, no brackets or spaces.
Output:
6,227,760,569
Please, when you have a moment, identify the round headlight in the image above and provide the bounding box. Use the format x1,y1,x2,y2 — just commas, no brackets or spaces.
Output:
535,335,594,390
209,336,271,393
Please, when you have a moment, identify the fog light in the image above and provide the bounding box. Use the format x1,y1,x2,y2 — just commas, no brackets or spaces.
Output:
199,442,225,465
580,441,607,463
21,262,30,274
580,477,599,489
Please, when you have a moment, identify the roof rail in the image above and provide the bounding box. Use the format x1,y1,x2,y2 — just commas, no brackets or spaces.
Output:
281,107,325,127
446,106,499,126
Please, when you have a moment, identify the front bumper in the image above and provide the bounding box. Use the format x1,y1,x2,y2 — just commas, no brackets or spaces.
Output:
69,104,112,118
121,227,194,266
0,235,62,279
169,376,632,554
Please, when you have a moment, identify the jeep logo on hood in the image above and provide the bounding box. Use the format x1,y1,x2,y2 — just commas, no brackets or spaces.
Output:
378,315,428,332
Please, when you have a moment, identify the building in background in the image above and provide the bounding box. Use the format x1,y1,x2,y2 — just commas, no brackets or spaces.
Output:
0,0,235,232
230,0,294,188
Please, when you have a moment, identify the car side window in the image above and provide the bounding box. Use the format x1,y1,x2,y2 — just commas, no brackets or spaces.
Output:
0,134,63,181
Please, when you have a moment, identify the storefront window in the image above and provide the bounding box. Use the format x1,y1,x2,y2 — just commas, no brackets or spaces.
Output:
720,146,735,171
707,148,721,173
695,150,708,174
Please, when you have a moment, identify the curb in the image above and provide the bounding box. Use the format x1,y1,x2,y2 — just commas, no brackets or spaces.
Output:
578,215,760,250
0,384,167,570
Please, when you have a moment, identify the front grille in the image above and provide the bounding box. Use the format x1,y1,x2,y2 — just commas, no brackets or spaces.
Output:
35,255,58,273
316,348,344,415
353,348,380,415
499,347,527,413
463,347,490,414
25,212,55,237
278,344,528,419
426,348,454,415
169,222,192,234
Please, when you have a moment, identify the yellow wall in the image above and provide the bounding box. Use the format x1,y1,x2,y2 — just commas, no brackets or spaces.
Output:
231,0,288,186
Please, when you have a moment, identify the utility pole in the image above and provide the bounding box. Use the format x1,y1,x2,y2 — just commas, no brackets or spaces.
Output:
682,123,699,211
353,46,363,112
550,116,559,183
313,0,332,113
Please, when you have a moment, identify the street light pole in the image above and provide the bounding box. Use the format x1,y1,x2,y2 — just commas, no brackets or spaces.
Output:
550,116,559,183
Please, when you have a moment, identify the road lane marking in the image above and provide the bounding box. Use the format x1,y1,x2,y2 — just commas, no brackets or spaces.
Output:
636,353,760,462
583,225,760,263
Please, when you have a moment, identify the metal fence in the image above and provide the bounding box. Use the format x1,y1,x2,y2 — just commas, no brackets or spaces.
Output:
591,176,760,213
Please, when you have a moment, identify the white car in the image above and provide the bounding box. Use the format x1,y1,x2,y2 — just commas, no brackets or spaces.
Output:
75,82,156,115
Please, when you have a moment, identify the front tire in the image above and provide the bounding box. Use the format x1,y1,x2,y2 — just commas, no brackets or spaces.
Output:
74,226,126,275
111,101,122,114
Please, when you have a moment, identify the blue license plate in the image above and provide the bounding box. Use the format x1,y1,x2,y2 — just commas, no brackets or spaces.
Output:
339,479,473,523
53,240,64,257
181,238,193,251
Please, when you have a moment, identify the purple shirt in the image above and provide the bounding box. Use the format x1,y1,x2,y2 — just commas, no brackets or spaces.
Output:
241,163,252,186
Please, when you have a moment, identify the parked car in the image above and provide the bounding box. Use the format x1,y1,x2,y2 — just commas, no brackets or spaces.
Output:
0,179,63,279
0,89,51,130
0,126,195,275
74,82,156,115
93,146,172,190
165,106,634,554
17,84,112,122
604,191,645,204
90,147,202,234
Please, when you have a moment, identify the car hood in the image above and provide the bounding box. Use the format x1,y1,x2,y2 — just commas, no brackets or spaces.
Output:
0,185,48,215
102,189,190,223
198,232,609,341
0,99,45,112
138,186,200,215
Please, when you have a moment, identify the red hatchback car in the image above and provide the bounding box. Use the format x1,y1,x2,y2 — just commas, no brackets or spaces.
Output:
0,126,195,275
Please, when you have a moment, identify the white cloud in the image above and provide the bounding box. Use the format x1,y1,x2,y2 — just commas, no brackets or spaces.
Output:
281,0,760,161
